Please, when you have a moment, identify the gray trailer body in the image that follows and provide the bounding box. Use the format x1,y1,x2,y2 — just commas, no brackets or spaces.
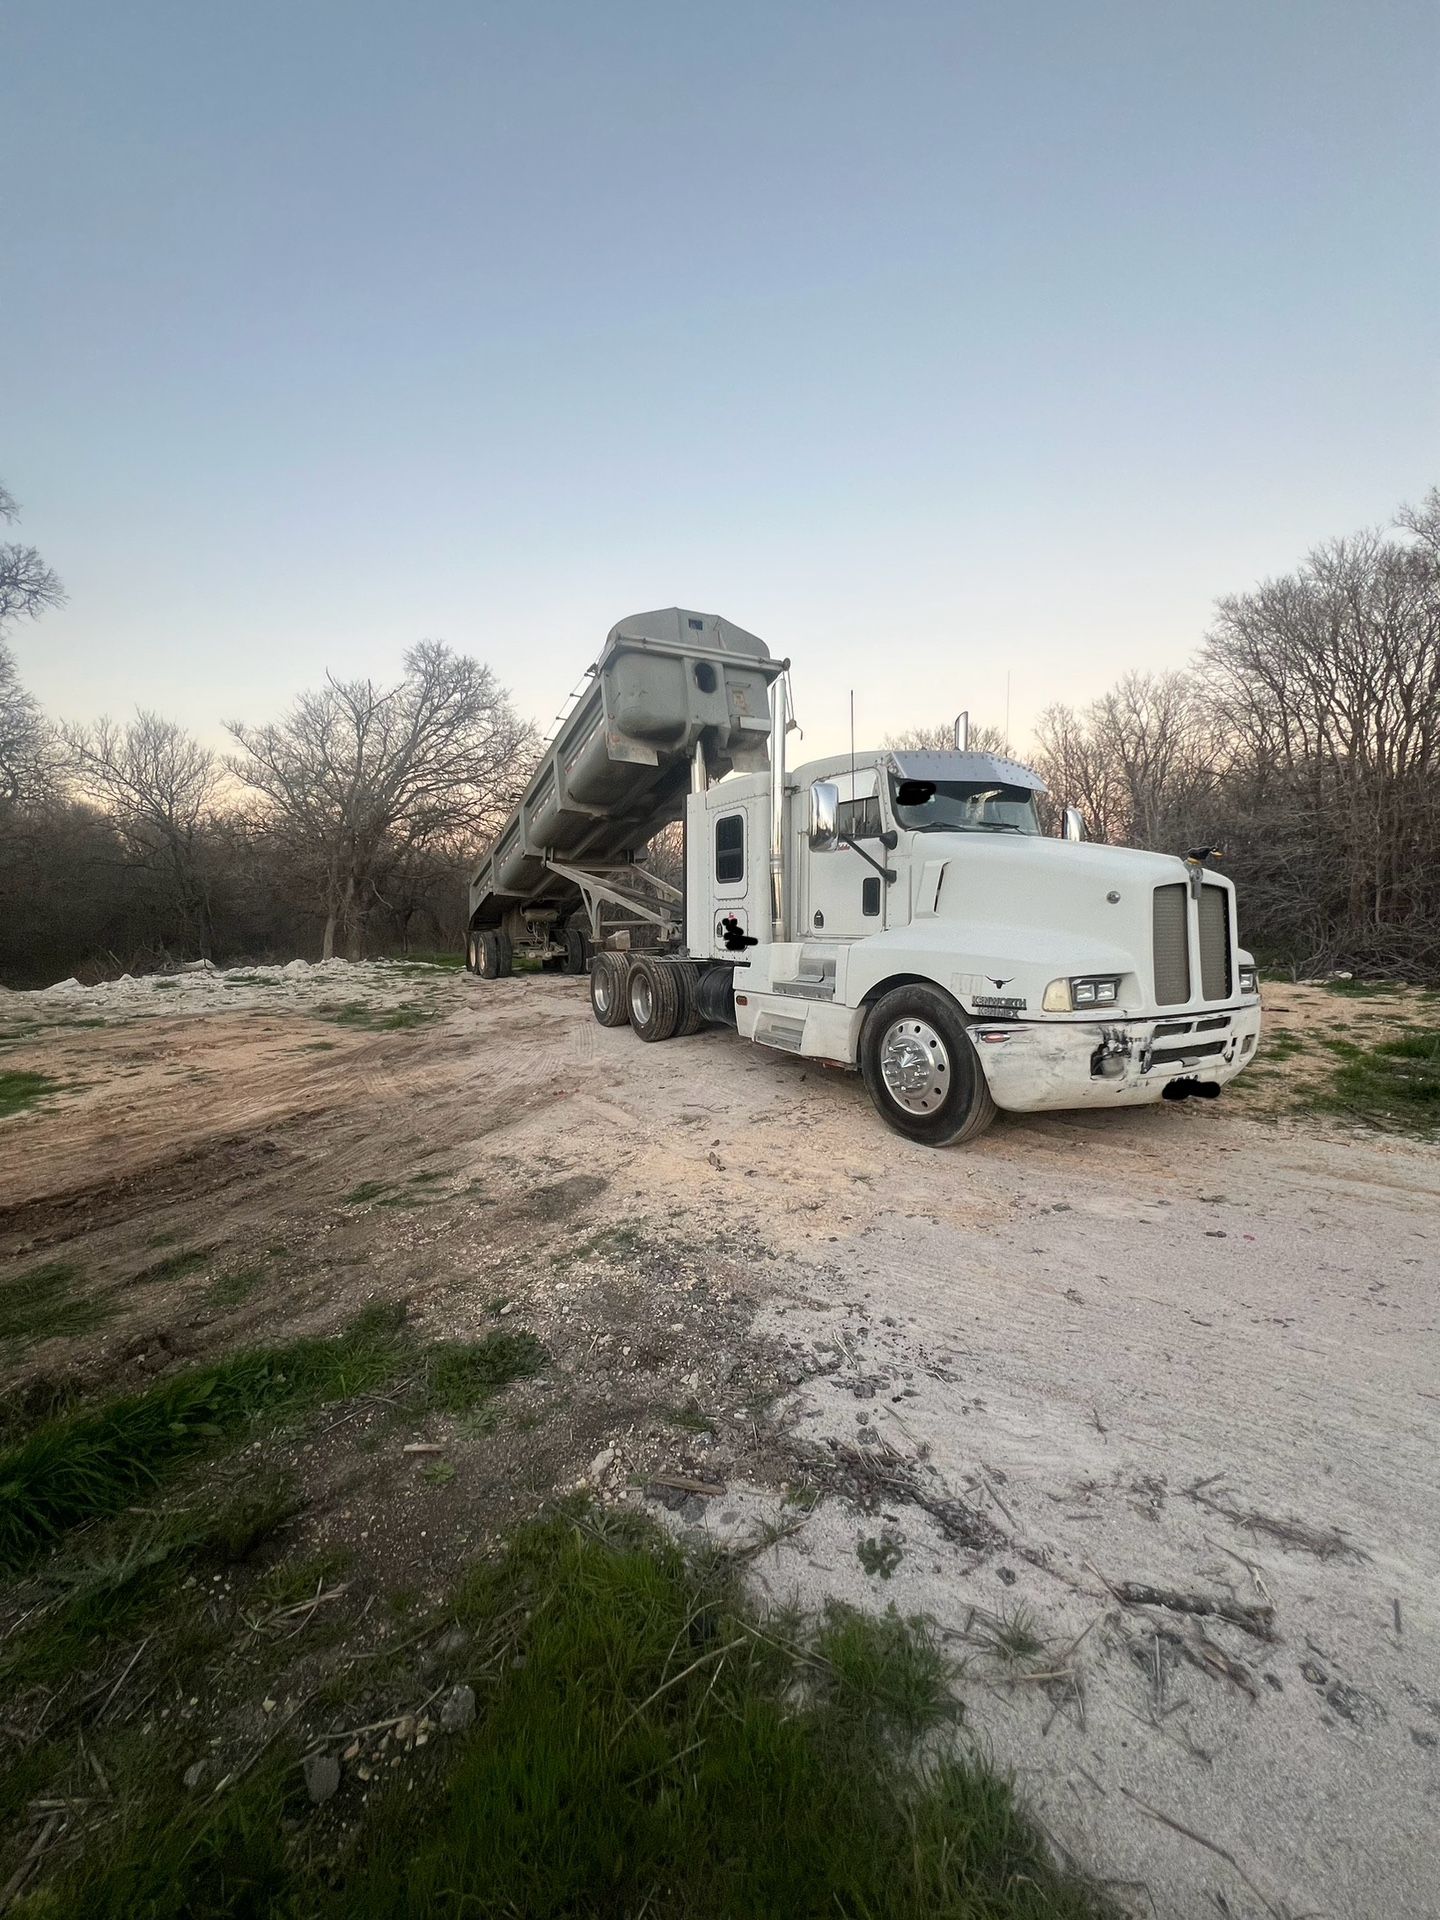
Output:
468,608,784,958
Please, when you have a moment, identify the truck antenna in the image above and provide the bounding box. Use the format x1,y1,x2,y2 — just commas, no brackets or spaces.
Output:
849,690,856,804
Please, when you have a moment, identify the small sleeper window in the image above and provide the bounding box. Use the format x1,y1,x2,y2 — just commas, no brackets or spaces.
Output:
715,812,745,884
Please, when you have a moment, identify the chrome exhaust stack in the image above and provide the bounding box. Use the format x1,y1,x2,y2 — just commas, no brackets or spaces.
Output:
769,674,789,943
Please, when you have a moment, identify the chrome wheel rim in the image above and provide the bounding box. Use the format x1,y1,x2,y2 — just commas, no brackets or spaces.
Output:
631,973,653,1024
879,1018,950,1115
593,970,612,1014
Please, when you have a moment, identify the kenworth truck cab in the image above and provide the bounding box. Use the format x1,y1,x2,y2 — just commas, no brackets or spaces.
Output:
467,608,1261,1146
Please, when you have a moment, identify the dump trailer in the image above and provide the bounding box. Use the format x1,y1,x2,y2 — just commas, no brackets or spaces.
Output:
465,608,784,977
467,607,1262,1146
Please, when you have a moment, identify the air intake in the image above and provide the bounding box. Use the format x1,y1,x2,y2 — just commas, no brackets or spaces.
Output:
1153,884,1191,1006
1197,885,1232,1001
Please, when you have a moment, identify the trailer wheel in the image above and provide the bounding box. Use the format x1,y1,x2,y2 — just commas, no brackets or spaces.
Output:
859,985,996,1147
465,931,482,974
563,927,591,976
627,956,682,1042
589,952,631,1027
477,930,513,980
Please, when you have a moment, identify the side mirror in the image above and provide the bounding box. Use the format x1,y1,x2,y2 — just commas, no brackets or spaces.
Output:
1062,806,1086,842
808,780,840,851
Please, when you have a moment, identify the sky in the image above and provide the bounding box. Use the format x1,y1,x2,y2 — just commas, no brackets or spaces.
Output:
2,0,1436,761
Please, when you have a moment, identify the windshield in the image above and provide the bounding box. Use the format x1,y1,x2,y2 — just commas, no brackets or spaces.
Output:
889,775,1041,835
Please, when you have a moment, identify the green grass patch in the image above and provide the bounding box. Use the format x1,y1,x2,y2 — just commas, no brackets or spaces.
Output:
209,1264,268,1309
396,951,464,971
0,1311,547,1574
342,1180,391,1205
1309,1027,1440,1133
0,1260,113,1351
135,1245,215,1285
317,1001,440,1033
0,1304,409,1572
1261,1028,1308,1059
0,1070,60,1118
1321,977,1407,997
412,1332,546,1415
29,1511,1108,1919
552,1221,650,1270
659,1400,718,1435
0,1476,301,1693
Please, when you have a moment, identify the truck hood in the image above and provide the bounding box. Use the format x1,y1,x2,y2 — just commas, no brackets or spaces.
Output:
852,831,1238,1019
913,831,1196,904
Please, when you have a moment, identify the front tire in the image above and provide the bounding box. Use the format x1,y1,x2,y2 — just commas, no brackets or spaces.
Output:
859,985,995,1147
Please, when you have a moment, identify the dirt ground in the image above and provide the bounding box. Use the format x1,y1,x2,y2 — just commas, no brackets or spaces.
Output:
2,962,1437,1919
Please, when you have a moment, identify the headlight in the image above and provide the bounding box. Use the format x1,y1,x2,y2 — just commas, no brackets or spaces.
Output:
1042,976,1122,1013
1238,963,1258,996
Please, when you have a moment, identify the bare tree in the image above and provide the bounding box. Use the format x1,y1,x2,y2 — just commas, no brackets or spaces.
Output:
0,481,66,633
884,719,1011,755
0,483,64,813
1198,513,1440,971
227,642,536,960
63,713,222,958
1031,675,1214,849
0,643,55,812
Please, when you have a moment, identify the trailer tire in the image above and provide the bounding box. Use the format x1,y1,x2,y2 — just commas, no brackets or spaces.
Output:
477,930,513,980
627,956,682,1042
465,931,482,974
859,985,996,1147
563,927,591,976
589,952,631,1028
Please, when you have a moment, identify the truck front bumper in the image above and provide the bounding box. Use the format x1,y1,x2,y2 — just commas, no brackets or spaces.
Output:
969,1003,1263,1114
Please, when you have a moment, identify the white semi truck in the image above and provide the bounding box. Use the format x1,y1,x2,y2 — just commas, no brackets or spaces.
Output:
466,608,1261,1146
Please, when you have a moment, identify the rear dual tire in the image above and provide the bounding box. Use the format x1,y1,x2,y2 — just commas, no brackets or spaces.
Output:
627,955,685,1041
589,951,631,1027
474,930,512,979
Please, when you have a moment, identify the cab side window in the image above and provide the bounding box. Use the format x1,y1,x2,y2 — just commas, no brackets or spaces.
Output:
715,812,744,884
837,791,882,838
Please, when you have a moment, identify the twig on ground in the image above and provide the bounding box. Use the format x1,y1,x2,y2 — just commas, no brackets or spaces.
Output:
95,1636,151,1724
1120,1786,1286,1919
1112,1581,1274,1641
608,1638,747,1747
0,1810,63,1915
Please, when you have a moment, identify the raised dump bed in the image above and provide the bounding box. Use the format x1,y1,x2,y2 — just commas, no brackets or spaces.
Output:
466,608,784,975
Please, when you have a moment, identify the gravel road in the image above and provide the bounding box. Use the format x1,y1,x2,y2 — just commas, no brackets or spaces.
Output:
3,961,1436,1918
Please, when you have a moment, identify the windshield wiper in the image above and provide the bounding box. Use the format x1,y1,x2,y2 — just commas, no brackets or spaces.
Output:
909,821,1025,834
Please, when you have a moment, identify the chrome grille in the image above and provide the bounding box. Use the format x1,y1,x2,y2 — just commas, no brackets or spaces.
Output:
1198,885,1231,1001
1152,884,1191,1006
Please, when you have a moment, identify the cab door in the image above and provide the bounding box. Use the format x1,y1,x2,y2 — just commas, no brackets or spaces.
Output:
693,792,769,956
801,768,886,942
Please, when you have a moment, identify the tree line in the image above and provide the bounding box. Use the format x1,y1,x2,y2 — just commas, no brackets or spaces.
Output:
897,490,1440,979
4,481,1438,985
1,482,536,985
